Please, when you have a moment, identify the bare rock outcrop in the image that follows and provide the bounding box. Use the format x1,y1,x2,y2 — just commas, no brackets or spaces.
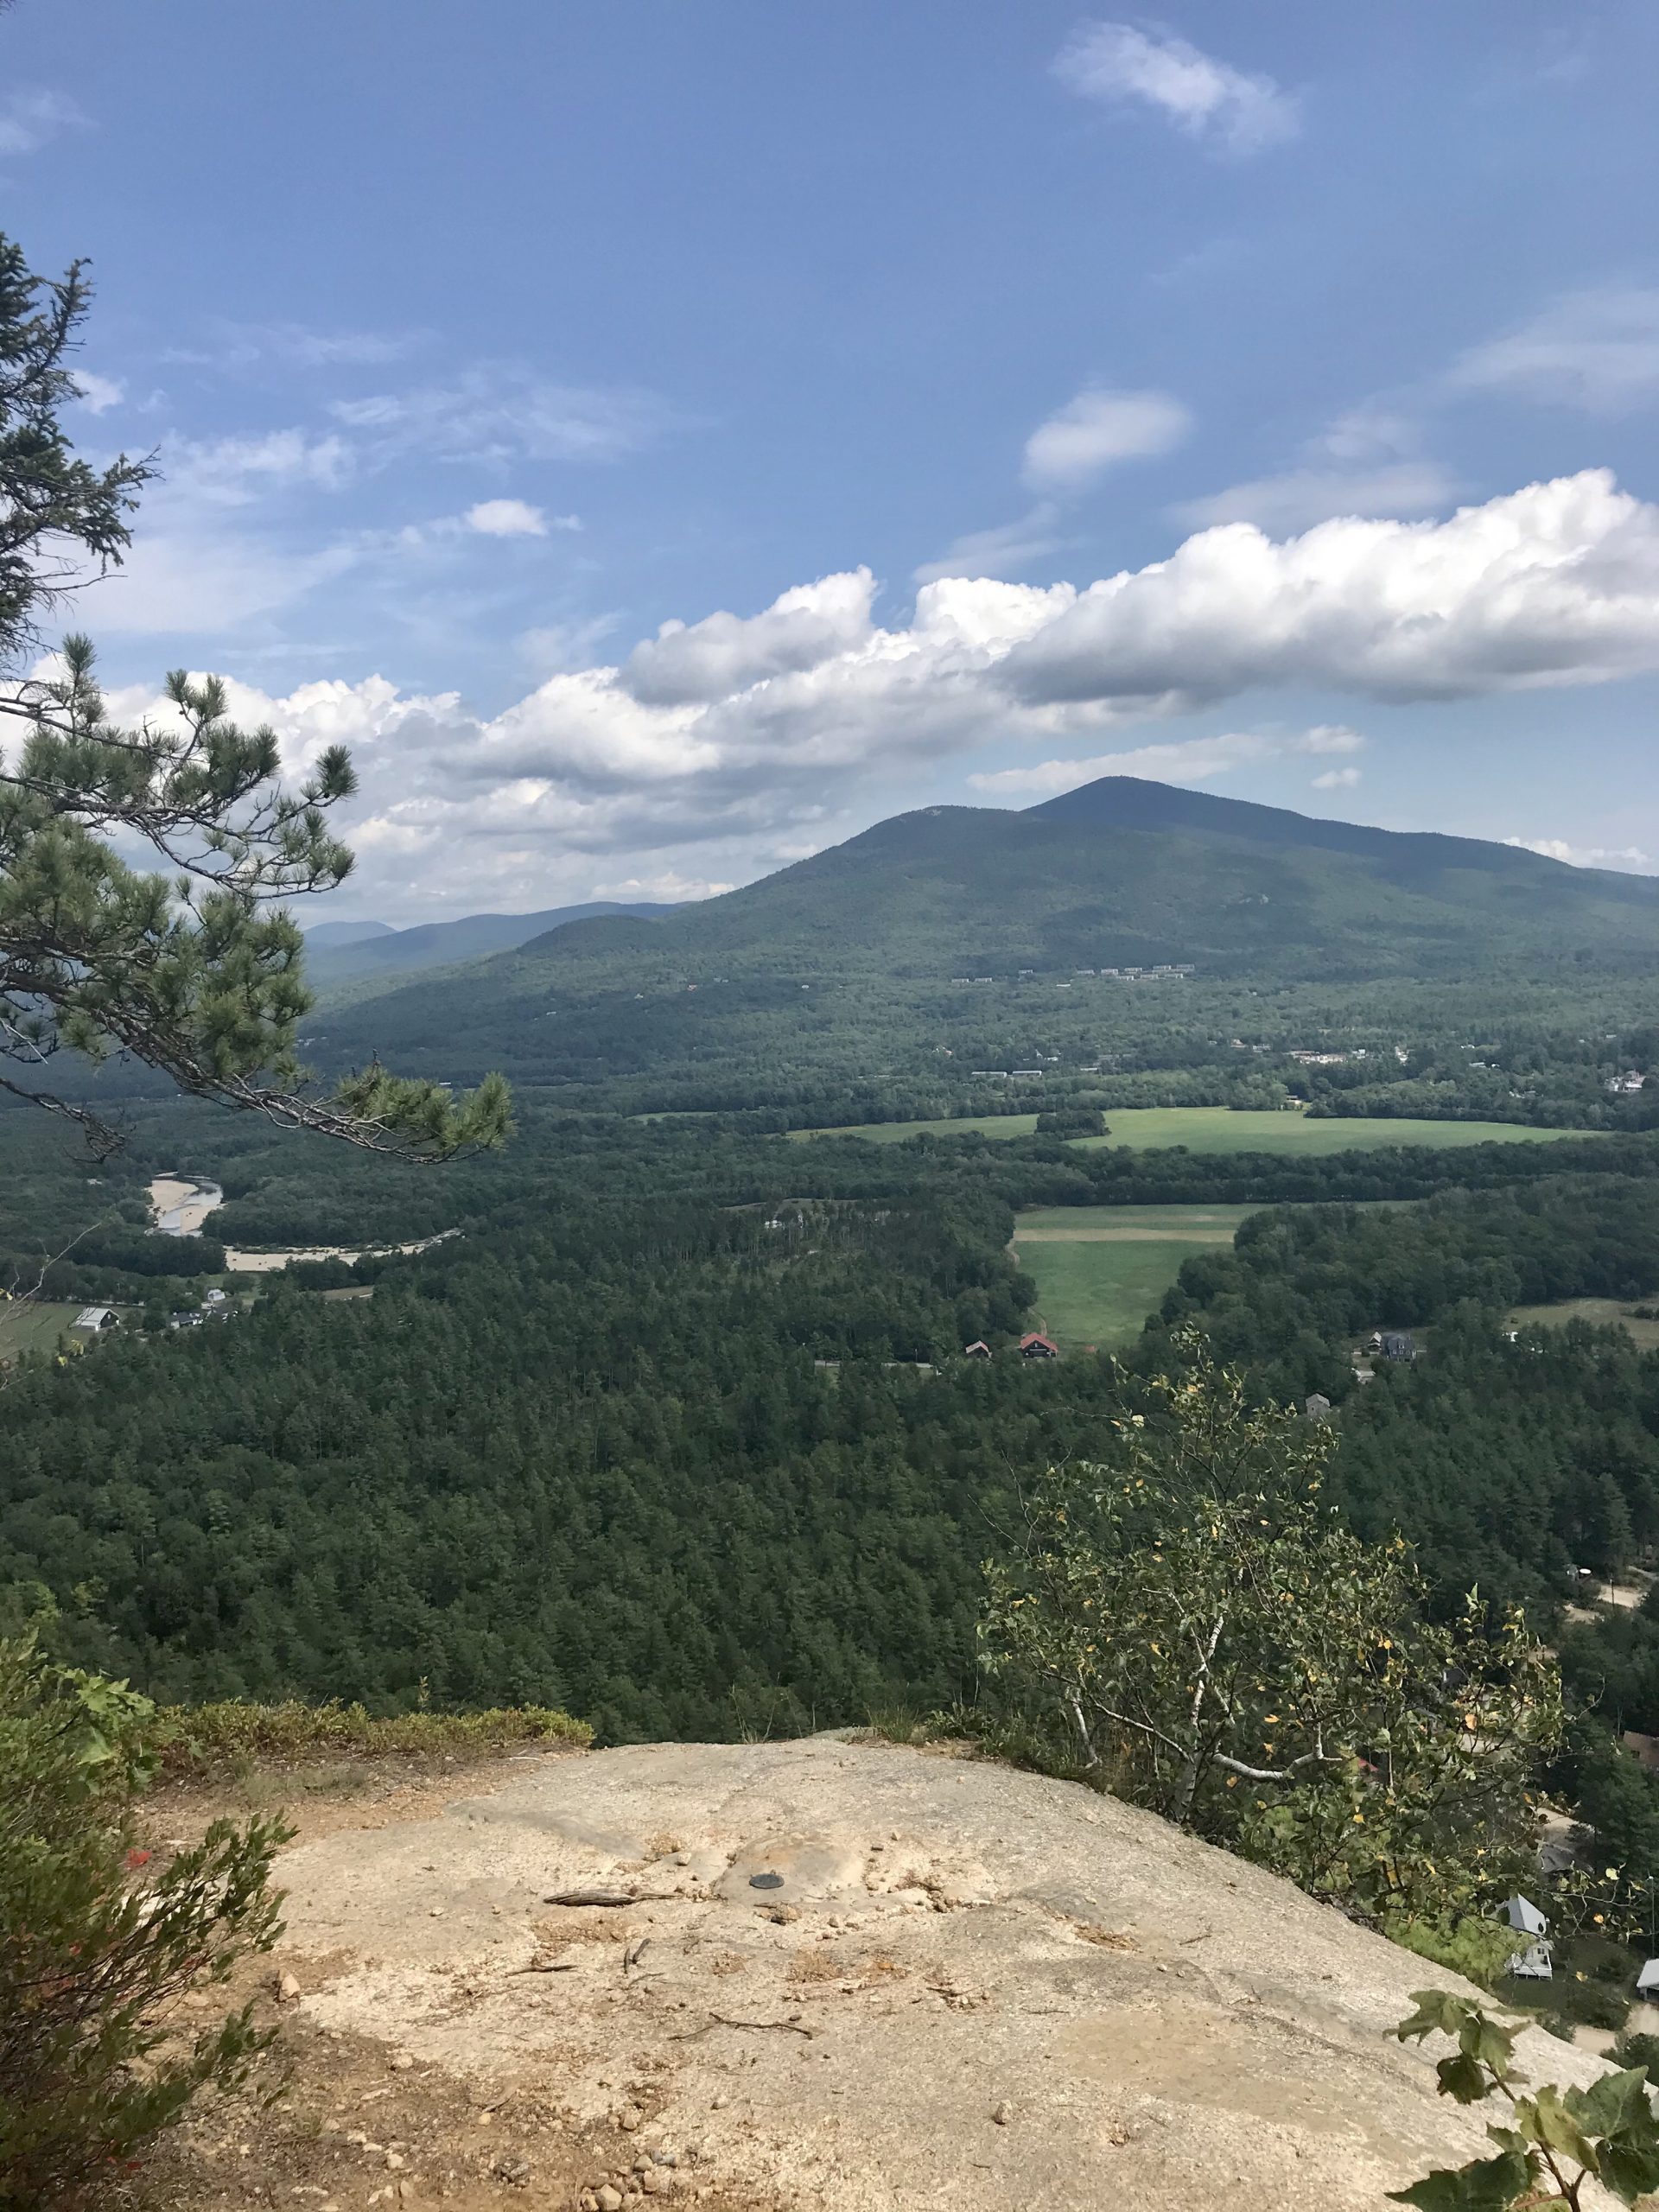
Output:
276,1734,1600,2210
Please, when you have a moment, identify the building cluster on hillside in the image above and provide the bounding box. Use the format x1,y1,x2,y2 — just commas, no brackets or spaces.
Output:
1608,1070,1649,1095
949,963,1198,983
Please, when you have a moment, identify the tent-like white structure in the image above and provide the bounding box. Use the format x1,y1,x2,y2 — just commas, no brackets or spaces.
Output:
1637,1959,1659,1998
1503,1895,1548,1936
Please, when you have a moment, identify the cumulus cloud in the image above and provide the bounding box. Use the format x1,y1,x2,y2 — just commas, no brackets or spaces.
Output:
1503,836,1655,873
94,471,1659,909
1023,389,1191,491
1054,22,1299,155
621,570,878,706
969,726,1363,799
1450,287,1659,414
997,470,1659,711
1312,765,1363,790
0,89,88,157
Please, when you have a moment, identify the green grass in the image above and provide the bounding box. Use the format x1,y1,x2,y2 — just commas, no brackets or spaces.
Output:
0,1301,96,1363
794,1106,1603,1156
1009,1203,1256,1349
1509,1299,1659,1351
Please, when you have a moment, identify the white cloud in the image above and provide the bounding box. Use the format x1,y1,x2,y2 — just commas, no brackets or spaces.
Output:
72,372,126,416
0,89,87,156
913,507,1061,585
997,470,1659,712
168,429,355,505
1054,22,1299,156
1023,389,1191,492
969,727,1363,798
1503,836,1655,873
621,569,878,706
1311,766,1363,790
92,471,1659,910
465,499,561,538
332,368,671,465
1450,287,1659,414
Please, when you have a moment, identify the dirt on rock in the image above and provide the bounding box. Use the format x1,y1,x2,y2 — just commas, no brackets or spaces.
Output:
134,1731,1618,2212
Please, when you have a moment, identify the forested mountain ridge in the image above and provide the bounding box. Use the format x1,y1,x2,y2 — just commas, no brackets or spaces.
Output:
305,776,1659,1104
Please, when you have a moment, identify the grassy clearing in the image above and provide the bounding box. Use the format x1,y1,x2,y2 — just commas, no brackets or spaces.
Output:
1010,1202,1255,1349
1508,1299,1659,1351
156,1698,592,1780
794,1106,1599,1156
0,1300,97,1363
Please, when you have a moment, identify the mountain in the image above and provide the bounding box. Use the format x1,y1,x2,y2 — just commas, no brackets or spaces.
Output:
308,776,1659,1098
302,899,678,987
302,918,396,950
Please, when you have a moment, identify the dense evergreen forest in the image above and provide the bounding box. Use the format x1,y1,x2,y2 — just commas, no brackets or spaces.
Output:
8,1097,1659,1756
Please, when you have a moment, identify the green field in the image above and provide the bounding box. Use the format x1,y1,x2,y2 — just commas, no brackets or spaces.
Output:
1009,1204,1259,1350
793,1106,1600,1156
0,1301,95,1363
1509,1299,1659,1351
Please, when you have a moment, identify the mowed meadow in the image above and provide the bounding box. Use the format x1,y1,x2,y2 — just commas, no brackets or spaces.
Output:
1008,1204,1257,1350
792,1107,1600,1154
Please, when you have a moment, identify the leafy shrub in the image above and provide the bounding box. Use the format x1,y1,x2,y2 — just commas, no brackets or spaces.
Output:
1612,2031,1659,2087
0,1637,289,2207
156,1695,591,1780
980,1343,1562,1921
1385,1912,1519,1989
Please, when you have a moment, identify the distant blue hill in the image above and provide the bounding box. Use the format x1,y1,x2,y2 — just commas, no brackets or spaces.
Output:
303,901,677,986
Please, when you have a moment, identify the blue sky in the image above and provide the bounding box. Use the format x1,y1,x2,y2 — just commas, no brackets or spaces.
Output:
8,1,1659,918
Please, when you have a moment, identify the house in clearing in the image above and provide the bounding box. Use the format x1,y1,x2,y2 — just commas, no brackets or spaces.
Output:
963,1340,992,1360
73,1306,119,1330
1019,1332,1059,1360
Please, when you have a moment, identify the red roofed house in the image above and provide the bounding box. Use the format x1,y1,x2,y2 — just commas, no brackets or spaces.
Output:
1019,1332,1059,1360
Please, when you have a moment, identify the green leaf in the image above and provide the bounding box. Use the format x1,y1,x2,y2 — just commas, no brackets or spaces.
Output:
1386,2147,1535,2209
1567,2066,1654,2140
1460,2014,1518,2078
1396,1990,1476,2044
1520,2084,1599,2170
1435,2053,1491,2106
1598,2130,1659,2207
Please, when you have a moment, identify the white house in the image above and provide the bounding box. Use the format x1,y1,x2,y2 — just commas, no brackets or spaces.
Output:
1502,1895,1548,1936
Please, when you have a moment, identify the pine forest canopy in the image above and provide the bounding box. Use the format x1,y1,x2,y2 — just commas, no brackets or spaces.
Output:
0,230,508,1160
